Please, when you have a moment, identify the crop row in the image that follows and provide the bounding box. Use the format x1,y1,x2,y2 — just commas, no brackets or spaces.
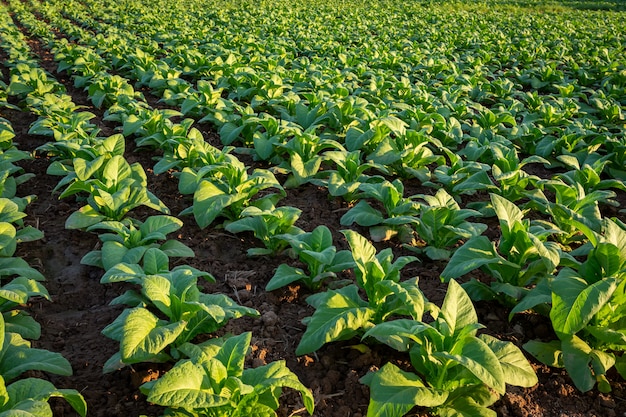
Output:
2,0,626,416
0,8,88,415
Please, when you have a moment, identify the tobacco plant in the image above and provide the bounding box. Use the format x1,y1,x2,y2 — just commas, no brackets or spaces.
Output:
100,249,258,372
524,218,626,393
265,225,354,291
225,201,303,256
64,155,169,229
140,332,314,417
81,215,194,271
442,193,561,309
296,230,419,355
407,188,487,260
362,280,537,417
340,179,420,242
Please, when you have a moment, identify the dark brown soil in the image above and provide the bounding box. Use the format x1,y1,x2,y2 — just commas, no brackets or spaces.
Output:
2,15,626,417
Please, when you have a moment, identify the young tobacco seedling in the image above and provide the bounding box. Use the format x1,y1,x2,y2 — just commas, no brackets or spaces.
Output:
407,188,487,260
140,332,314,417
442,193,561,310
100,249,258,371
224,201,303,256
296,230,419,355
362,280,537,417
309,149,386,204
276,131,345,188
265,225,354,291
179,158,285,229
81,215,194,271
340,178,420,242
64,155,169,229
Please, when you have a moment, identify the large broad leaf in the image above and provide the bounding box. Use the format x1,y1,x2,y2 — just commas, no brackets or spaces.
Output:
340,200,384,227
296,285,373,355
360,363,448,417
550,271,617,337
100,263,145,284
2,311,40,340
103,155,132,186
265,264,307,292
435,337,506,394
159,240,195,258
491,193,524,232
101,241,129,271
440,280,478,337
523,340,563,368
480,334,537,388
140,215,183,237
561,335,595,393
65,205,107,230
0,333,72,382
441,236,515,280
363,319,434,352
145,360,229,408
4,378,87,417
192,181,244,228
215,332,251,378
119,308,186,363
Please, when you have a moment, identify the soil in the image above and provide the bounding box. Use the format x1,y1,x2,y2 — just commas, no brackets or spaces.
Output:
2,16,626,417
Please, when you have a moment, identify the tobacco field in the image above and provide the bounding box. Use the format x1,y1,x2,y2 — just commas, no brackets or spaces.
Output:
1,0,626,416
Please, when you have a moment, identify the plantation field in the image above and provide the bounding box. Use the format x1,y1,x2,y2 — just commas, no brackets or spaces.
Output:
1,0,626,416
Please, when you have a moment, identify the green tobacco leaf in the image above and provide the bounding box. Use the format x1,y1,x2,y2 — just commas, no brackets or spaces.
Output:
562,335,595,392
363,319,432,352
159,240,195,258
0,333,72,382
491,193,523,229
441,236,514,280
480,334,537,388
143,248,170,274
296,285,373,355
120,308,186,363
550,272,617,337
266,264,307,291
100,263,145,284
65,205,107,229
242,360,315,414
140,215,183,237
360,363,447,417
523,340,563,368
5,378,87,417
441,280,478,336
436,337,505,394
340,200,384,227
145,360,228,408
215,332,251,378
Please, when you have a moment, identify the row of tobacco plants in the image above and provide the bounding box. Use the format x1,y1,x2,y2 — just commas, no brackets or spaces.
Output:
2,0,626,415
0,11,88,417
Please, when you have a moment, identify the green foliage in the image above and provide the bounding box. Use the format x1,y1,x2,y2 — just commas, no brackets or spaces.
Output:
407,188,487,260
100,249,258,371
179,158,285,229
265,225,354,291
340,179,420,243
296,230,419,355
140,332,314,417
362,280,537,417
64,155,169,228
524,219,626,393
442,194,561,309
225,201,303,256
81,215,194,270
